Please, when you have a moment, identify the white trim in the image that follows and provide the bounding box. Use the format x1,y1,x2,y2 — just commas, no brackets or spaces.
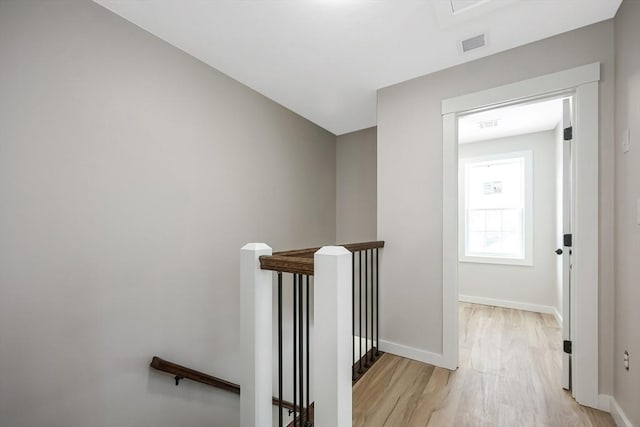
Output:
378,339,447,368
441,63,601,408
610,397,634,427
459,294,559,319
441,63,600,114
442,112,459,370
352,335,373,352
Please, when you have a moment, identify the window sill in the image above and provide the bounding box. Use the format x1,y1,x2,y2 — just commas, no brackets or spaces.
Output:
459,255,533,266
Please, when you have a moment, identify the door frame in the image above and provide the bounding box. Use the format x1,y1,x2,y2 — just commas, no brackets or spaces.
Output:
440,63,600,409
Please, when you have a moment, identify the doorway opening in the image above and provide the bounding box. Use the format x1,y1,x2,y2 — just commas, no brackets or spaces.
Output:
456,95,575,396
440,63,600,409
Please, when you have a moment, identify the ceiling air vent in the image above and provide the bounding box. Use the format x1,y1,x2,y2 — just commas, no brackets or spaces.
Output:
478,119,498,129
461,33,486,53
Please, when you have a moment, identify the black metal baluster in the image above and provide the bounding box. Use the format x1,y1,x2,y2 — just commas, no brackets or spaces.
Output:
299,275,304,426
352,252,355,380
376,248,380,356
365,249,369,366
293,274,297,424
305,275,311,427
370,248,374,363
278,272,283,427
359,250,363,374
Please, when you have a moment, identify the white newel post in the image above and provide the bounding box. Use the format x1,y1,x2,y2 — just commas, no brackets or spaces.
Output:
314,246,353,427
240,243,273,427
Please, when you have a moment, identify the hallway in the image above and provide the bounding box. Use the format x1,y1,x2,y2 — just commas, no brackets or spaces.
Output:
352,303,614,426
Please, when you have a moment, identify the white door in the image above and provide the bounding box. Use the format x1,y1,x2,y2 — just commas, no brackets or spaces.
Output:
560,97,574,391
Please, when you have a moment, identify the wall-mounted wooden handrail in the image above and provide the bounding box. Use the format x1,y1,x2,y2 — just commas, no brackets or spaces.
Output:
260,240,385,275
150,356,298,411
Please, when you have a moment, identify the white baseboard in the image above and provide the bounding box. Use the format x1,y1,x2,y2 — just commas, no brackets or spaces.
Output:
610,397,634,427
353,335,373,350
459,294,562,326
378,339,448,368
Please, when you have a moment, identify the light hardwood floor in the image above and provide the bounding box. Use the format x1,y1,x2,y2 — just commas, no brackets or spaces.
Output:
352,303,614,427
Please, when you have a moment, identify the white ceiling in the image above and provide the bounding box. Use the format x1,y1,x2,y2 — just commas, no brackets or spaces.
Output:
458,97,564,144
93,0,621,135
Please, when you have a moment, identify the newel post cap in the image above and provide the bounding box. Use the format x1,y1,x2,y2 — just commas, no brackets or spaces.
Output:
241,242,272,251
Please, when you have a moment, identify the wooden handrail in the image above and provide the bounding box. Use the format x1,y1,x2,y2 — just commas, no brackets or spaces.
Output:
341,240,385,253
150,356,298,411
261,240,385,275
259,255,315,275
273,240,385,258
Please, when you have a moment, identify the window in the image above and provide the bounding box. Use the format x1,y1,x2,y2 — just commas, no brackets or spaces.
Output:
459,151,533,265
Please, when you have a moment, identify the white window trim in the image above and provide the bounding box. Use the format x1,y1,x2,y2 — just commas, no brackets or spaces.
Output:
458,150,533,266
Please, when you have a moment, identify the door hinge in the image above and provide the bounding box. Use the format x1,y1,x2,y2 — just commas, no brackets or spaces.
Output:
564,126,573,141
564,234,572,247
564,340,572,354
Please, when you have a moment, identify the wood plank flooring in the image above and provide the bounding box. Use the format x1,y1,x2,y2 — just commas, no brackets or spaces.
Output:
352,303,614,427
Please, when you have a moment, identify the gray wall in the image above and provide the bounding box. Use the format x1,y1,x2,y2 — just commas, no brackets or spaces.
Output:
377,20,615,394
614,1,640,424
336,127,377,243
458,131,558,312
0,1,336,426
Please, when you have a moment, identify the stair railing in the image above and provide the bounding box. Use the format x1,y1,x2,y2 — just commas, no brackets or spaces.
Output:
241,241,384,427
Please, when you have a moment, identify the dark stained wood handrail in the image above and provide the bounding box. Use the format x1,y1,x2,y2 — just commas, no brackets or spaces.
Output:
272,240,385,258
261,240,385,275
259,255,315,275
151,356,239,393
340,240,385,253
150,356,298,411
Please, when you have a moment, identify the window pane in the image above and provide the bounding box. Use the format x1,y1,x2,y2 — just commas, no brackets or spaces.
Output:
468,210,485,232
485,209,502,232
502,231,523,257
482,232,503,254
467,230,524,258
463,154,527,260
502,209,520,232
467,231,486,254
466,158,523,210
